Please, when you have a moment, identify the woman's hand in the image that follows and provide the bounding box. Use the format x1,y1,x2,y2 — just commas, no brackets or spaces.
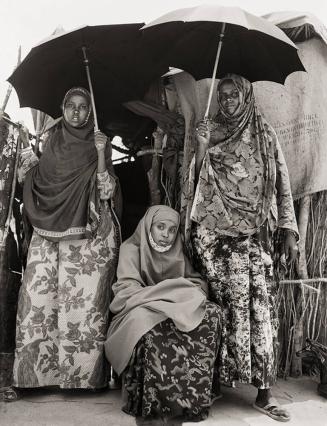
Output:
94,130,108,152
95,131,108,173
194,120,210,181
283,230,298,263
18,124,30,149
195,120,210,147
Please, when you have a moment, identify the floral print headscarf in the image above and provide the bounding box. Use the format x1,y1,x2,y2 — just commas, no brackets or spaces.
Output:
188,74,277,238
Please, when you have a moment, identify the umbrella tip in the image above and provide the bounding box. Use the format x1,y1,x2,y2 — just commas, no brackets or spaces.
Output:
52,25,65,35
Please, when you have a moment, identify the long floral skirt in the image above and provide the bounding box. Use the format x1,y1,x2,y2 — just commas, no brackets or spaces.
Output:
122,301,221,422
13,224,118,389
192,225,279,389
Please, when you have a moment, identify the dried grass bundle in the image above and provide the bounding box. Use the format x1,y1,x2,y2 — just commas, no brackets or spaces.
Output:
277,191,327,377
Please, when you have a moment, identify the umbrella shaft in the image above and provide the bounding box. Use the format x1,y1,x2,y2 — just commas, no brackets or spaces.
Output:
82,47,99,131
204,22,226,119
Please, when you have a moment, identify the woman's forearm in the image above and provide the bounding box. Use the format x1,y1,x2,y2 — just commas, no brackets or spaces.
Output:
195,121,210,181
94,131,109,173
195,144,207,182
97,149,106,173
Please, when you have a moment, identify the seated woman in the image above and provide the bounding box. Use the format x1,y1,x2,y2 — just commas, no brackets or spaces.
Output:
11,87,121,393
105,205,221,424
185,74,299,422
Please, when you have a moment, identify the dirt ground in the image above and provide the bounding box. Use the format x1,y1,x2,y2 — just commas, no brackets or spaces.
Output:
0,377,326,425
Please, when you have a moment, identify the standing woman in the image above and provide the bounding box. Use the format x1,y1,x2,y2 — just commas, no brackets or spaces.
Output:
12,87,121,390
184,74,298,422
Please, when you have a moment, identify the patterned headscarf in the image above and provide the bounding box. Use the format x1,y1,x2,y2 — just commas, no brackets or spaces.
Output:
188,74,277,238
218,74,252,118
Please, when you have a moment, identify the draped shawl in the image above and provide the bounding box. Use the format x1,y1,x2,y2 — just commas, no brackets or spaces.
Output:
189,74,277,237
105,205,208,374
23,87,113,241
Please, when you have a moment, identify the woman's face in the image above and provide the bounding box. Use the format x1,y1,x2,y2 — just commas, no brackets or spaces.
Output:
218,80,240,116
63,94,89,127
151,219,178,248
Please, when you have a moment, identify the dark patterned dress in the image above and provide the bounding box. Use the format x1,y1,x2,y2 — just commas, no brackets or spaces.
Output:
123,301,221,421
192,225,279,389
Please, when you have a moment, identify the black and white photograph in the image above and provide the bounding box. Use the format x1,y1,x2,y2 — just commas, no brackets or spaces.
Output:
0,0,327,424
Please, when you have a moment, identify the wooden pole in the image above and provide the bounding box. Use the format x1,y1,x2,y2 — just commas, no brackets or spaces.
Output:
148,128,164,205
1,46,21,113
291,195,311,377
297,195,311,278
34,110,42,155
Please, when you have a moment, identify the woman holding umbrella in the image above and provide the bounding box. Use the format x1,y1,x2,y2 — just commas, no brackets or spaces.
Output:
11,87,121,392
186,74,298,422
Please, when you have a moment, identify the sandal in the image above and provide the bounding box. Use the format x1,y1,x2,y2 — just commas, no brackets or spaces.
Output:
1,387,19,402
253,401,291,422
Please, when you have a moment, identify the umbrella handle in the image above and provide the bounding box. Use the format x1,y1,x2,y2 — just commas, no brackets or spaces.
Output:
204,22,226,120
82,47,99,131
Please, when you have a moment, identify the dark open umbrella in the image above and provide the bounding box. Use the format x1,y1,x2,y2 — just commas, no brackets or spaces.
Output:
8,24,167,129
142,4,306,118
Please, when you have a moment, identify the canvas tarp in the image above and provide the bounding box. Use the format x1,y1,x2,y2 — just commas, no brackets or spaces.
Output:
264,11,327,44
255,12,327,199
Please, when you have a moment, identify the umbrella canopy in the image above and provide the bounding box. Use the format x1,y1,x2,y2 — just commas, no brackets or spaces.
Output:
142,5,305,84
8,24,167,122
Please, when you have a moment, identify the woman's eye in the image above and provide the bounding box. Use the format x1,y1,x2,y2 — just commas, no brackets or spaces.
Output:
220,91,239,101
80,105,87,110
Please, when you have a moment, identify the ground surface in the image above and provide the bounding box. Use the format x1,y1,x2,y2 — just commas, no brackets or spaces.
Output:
0,377,326,425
